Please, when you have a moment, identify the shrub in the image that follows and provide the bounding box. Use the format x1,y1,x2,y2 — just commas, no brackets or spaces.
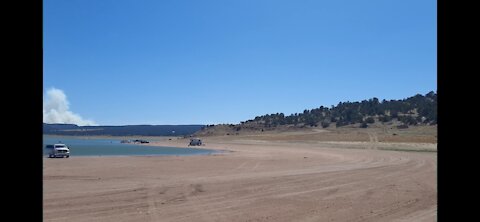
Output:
391,111,398,119
399,115,418,125
379,115,392,122
336,120,348,127
365,117,375,124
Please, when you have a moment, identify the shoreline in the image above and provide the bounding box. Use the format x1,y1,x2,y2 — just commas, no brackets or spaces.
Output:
43,136,226,157
44,135,436,221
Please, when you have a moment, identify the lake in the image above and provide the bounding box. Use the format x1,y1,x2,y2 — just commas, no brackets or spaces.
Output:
43,135,217,157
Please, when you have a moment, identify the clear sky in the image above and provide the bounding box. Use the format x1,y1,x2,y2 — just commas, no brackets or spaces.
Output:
43,0,436,126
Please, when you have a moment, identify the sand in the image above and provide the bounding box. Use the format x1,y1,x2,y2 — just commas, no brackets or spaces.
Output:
43,134,437,221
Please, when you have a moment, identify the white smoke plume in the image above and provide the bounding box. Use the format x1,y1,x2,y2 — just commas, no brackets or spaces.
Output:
43,88,97,126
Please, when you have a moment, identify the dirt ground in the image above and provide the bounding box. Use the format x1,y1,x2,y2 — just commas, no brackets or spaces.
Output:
43,130,437,221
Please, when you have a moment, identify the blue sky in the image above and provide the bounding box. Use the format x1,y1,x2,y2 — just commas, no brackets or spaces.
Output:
43,0,436,125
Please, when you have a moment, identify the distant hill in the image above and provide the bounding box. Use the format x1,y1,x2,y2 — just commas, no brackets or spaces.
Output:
43,124,204,136
196,91,437,136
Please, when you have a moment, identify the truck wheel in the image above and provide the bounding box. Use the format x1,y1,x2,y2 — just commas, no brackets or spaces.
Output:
66,155,69,158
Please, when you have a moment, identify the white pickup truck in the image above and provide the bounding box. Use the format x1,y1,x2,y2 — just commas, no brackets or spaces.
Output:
46,143,70,158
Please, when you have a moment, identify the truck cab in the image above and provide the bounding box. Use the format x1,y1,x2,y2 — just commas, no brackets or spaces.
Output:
46,144,70,158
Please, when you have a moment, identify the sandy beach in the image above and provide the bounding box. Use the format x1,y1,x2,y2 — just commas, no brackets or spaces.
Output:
44,132,437,221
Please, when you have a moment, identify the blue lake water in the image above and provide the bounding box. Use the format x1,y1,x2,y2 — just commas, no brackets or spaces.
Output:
43,135,217,157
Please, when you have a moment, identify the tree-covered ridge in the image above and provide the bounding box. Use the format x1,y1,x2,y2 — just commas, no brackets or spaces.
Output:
241,91,437,128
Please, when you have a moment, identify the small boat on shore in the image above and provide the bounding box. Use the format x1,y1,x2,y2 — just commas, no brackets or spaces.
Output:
133,139,149,144
121,139,149,144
